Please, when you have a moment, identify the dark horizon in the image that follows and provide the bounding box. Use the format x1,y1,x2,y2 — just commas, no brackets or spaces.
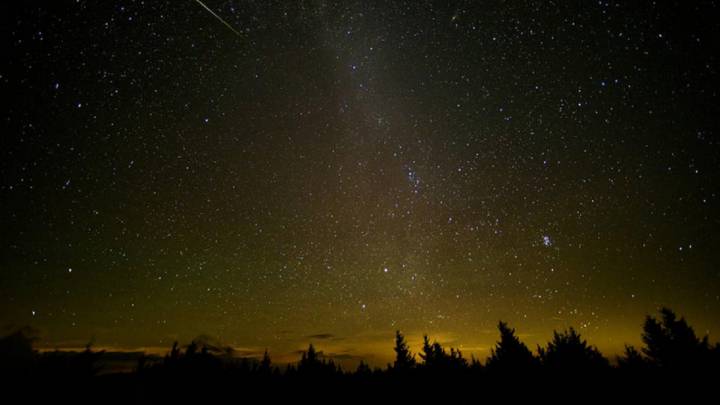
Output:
4,307,719,373
4,308,718,402
12,305,712,371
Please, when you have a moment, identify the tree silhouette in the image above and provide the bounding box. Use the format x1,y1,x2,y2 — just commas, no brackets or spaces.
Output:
0,327,38,375
447,347,468,370
486,321,538,373
469,355,483,372
419,335,446,369
77,341,105,377
3,307,720,401
617,345,650,372
185,340,198,357
301,343,318,364
418,335,468,372
641,307,711,370
392,330,416,370
297,343,338,377
711,343,720,369
538,327,609,372
355,360,372,377
258,349,272,375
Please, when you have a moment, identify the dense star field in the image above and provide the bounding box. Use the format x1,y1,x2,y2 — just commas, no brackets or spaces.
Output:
2,1,719,367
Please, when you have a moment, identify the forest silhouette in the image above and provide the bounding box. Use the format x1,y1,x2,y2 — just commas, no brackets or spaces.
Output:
1,307,718,402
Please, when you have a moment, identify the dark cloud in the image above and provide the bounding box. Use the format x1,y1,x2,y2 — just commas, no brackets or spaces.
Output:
306,333,335,340
321,352,366,361
232,349,266,358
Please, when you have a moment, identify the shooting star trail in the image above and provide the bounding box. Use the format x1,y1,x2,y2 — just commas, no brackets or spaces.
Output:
193,0,240,36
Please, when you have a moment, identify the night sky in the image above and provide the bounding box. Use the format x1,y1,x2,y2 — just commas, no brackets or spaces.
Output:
2,1,720,366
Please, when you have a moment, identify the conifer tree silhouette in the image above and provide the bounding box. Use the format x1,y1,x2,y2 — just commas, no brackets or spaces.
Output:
538,327,608,372
356,360,372,376
5,307,720,400
298,343,338,376
486,321,537,372
258,349,272,375
641,307,711,370
419,335,441,368
392,330,416,370
617,344,650,371
298,343,319,373
418,335,467,372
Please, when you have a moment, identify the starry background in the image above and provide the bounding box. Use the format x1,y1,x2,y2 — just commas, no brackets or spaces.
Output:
2,0,720,366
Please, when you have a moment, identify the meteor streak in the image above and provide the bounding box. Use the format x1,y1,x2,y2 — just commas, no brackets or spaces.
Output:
193,0,240,36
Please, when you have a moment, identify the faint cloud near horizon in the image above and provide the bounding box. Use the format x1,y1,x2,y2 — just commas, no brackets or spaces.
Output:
306,333,348,341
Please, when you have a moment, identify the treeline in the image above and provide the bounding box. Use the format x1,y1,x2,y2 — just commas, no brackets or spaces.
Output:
1,307,719,401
